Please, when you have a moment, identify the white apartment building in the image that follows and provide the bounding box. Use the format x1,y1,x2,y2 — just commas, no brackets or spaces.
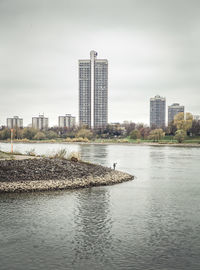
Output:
58,114,76,128
32,115,48,130
7,116,23,129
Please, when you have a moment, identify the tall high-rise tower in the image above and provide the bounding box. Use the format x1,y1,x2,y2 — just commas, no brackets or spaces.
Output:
168,103,184,124
79,51,108,128
150,95,166,128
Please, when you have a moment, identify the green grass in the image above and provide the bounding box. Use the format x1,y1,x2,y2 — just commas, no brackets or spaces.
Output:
1,136,200,145
0,151,15,159
93,136,200,144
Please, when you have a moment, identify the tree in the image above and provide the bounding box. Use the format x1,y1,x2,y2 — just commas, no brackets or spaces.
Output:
130,129,141,140
22,128,38,140
174,112,193,132
34,132,46,140
139,127,151,139
174,129,186,143
14,128,23,139
148,129,165,142
167,122,177,136
123,121,136,136
45,130,58,139
97,124,125,138
76,128,93,139
0,128,10,140
189,120,200,136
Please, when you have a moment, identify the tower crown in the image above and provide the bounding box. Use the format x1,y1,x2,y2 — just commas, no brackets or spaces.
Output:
90,50,98,59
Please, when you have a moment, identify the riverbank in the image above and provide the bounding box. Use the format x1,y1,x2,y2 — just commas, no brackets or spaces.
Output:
1,139,200,147
0,157,133,193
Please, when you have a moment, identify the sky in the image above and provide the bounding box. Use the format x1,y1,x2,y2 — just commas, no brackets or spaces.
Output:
0,0,200,127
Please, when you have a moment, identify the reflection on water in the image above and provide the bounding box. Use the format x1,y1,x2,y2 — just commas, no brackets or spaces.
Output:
0,143,200,269
79,144,109,167
73,188,112,268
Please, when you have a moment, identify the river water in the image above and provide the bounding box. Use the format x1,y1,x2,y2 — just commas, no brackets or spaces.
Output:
0,143,200,270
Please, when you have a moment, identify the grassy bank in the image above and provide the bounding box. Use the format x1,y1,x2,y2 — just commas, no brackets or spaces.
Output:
0,136,200,145
88,137,200,145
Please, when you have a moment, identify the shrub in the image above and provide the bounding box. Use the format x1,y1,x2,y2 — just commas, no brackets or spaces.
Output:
65,138,73,142
116,139,129,143
45,131,58,139
18,138,30,142
76,128,93,139
22,128,37,140
72,137,89,142
34,132,46,140
0,129,10,140
148,129,165,142
130,129,141,140
50,149,67,159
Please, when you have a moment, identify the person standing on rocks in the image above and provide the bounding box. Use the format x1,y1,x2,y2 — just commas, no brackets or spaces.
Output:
113,163,117,170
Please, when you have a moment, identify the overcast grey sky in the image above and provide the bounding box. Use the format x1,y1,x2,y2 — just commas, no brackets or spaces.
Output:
0,0,200,126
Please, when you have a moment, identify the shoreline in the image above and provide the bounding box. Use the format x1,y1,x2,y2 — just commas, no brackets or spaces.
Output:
0,157,133,193
0,140,200,147
0,171,133,193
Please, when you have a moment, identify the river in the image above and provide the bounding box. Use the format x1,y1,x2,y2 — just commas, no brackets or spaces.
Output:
0,143,200,270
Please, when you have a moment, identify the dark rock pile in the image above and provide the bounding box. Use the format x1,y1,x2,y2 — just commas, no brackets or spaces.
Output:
0,158,112,182
0,158,133,193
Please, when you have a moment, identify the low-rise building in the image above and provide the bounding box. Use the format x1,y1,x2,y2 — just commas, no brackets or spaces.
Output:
7,116,23,129
32,114,48,130
168,103,184,124
58,114,76,128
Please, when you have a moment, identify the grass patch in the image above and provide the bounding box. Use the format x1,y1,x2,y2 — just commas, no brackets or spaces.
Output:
0,151,15,159
47,149,82,161
49,149,67,159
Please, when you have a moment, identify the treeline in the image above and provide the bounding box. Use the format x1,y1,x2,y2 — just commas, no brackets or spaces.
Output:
0,113,200,142
0,127,94,141
128,112,200,142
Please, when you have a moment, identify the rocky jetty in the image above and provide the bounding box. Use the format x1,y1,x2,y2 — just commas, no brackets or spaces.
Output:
0,158,133,193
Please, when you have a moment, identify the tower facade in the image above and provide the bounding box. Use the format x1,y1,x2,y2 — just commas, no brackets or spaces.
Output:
79,51,108,128
150,95,166,128
58,114,76,128
168,103,184,124
7,116,23,129
32,114,48,130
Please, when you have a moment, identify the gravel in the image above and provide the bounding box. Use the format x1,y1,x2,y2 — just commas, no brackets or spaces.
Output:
0,158,113,182
0,158,134,193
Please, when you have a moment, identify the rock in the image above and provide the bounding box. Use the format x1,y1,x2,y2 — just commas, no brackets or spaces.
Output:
71,157,78,162
0,158,134,193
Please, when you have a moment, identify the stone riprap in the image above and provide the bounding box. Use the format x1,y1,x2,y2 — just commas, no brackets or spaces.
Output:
0,158,133,193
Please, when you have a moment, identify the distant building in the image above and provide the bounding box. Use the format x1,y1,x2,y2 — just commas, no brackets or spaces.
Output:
168,103,184,124
7,116,23,129
79,50,108,129
32,114,48,130
193,115,200,121
58,114,76,128
150,95,166,128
